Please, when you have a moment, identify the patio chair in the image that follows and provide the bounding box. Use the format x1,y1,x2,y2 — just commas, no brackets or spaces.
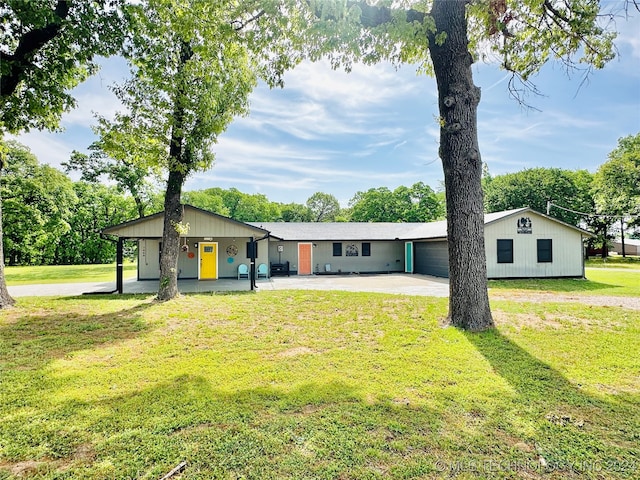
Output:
257,263,268,279
237,263,249,280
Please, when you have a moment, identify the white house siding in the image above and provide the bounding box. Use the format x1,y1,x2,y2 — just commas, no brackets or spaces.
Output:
267,240,405,274
138,239,160,280
485,212,585,278
105,207,268,240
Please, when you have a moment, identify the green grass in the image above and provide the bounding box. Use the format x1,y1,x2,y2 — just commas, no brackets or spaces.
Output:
489,267,640,297
586,256,640,269
1,291,638,479
4,262,137,285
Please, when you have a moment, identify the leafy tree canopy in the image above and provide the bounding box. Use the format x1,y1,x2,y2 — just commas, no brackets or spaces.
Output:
1,141,138,266
0,0,127,133
592,133,640,224
350,182,445,222
306,191,341,222
2,141,76,265
62,124,160,218
58,181,138,264
483,167,594,226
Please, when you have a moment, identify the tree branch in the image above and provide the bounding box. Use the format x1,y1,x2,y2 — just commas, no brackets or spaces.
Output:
1,0,70,98
541,0,603,62
542,0,571,24
231,9,266,31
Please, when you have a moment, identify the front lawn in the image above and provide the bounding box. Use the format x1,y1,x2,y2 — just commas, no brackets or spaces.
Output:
4,262,137,285
1,291,638,479
489,267,640,297
586,256,640,269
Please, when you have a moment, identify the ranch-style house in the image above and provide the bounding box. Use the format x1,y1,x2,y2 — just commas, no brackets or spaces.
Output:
102,205,593,292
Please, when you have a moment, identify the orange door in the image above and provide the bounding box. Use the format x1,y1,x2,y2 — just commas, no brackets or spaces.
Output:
298,243,312,275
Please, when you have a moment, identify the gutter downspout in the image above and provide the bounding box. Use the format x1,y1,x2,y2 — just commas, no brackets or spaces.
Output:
582,235,587,279
116,237,124,294
252,233,271,289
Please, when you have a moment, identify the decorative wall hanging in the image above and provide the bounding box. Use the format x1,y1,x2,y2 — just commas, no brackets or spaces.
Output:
517,217,532,234
346,244,359,256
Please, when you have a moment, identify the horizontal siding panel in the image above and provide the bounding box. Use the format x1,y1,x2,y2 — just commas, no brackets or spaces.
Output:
486,212,584,278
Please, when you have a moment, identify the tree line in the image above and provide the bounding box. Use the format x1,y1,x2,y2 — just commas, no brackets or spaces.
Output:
1,140,447,266
483,133,640,255
3,132,638,268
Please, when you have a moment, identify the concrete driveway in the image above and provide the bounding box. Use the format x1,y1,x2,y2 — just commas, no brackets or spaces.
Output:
264,273,449,297
7,273,449,298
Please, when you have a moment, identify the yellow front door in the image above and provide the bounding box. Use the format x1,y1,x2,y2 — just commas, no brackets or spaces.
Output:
199,242,218,279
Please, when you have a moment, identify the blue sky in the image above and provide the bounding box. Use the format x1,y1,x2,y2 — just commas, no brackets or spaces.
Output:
14,11,640,207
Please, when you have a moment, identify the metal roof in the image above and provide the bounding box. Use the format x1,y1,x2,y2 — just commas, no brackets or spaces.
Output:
103,205,594,240
251,207,594,241
247,221,445,241
483,207,595,237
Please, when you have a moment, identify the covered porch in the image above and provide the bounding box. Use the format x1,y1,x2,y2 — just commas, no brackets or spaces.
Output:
102,205,272,293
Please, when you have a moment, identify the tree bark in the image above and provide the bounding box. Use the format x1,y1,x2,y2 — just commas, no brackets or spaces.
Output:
156,40,192,301
428,0,493,331
157,169,185,301
0,175,16,308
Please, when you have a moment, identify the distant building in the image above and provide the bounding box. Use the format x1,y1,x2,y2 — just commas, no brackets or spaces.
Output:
610,238,640,256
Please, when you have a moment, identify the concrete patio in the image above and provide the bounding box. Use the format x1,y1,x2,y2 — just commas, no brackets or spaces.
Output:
8,273,450,297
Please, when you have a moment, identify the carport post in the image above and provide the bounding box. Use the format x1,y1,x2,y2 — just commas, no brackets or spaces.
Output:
249,236,256,291
116,238,124,294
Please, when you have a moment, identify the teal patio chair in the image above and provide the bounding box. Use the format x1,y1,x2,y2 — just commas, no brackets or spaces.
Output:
237,263,249,280
257,263,268,279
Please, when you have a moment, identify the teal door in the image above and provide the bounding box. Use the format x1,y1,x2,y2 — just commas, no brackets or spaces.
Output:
405,242,413,273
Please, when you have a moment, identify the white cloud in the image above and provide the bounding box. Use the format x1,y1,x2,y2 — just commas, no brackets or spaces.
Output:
9,131,77,171
62,90,122,127
281,60,424,108
243,79,411,142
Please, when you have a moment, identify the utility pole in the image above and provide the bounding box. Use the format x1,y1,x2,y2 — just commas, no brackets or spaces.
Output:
620,217,626,258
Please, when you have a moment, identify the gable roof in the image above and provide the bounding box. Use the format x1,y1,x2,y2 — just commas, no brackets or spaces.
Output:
484,207,594,237
103,204,269,238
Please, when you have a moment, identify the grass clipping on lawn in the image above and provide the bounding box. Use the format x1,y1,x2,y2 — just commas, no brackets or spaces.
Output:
0,291,638,479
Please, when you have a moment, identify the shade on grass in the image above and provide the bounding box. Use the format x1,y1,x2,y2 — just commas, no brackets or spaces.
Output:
0,291,638,479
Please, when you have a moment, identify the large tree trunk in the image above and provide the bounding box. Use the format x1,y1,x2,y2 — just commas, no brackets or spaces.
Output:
156,40,192,302
428,0,493,331
157,169,185,301
0,176,16,308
